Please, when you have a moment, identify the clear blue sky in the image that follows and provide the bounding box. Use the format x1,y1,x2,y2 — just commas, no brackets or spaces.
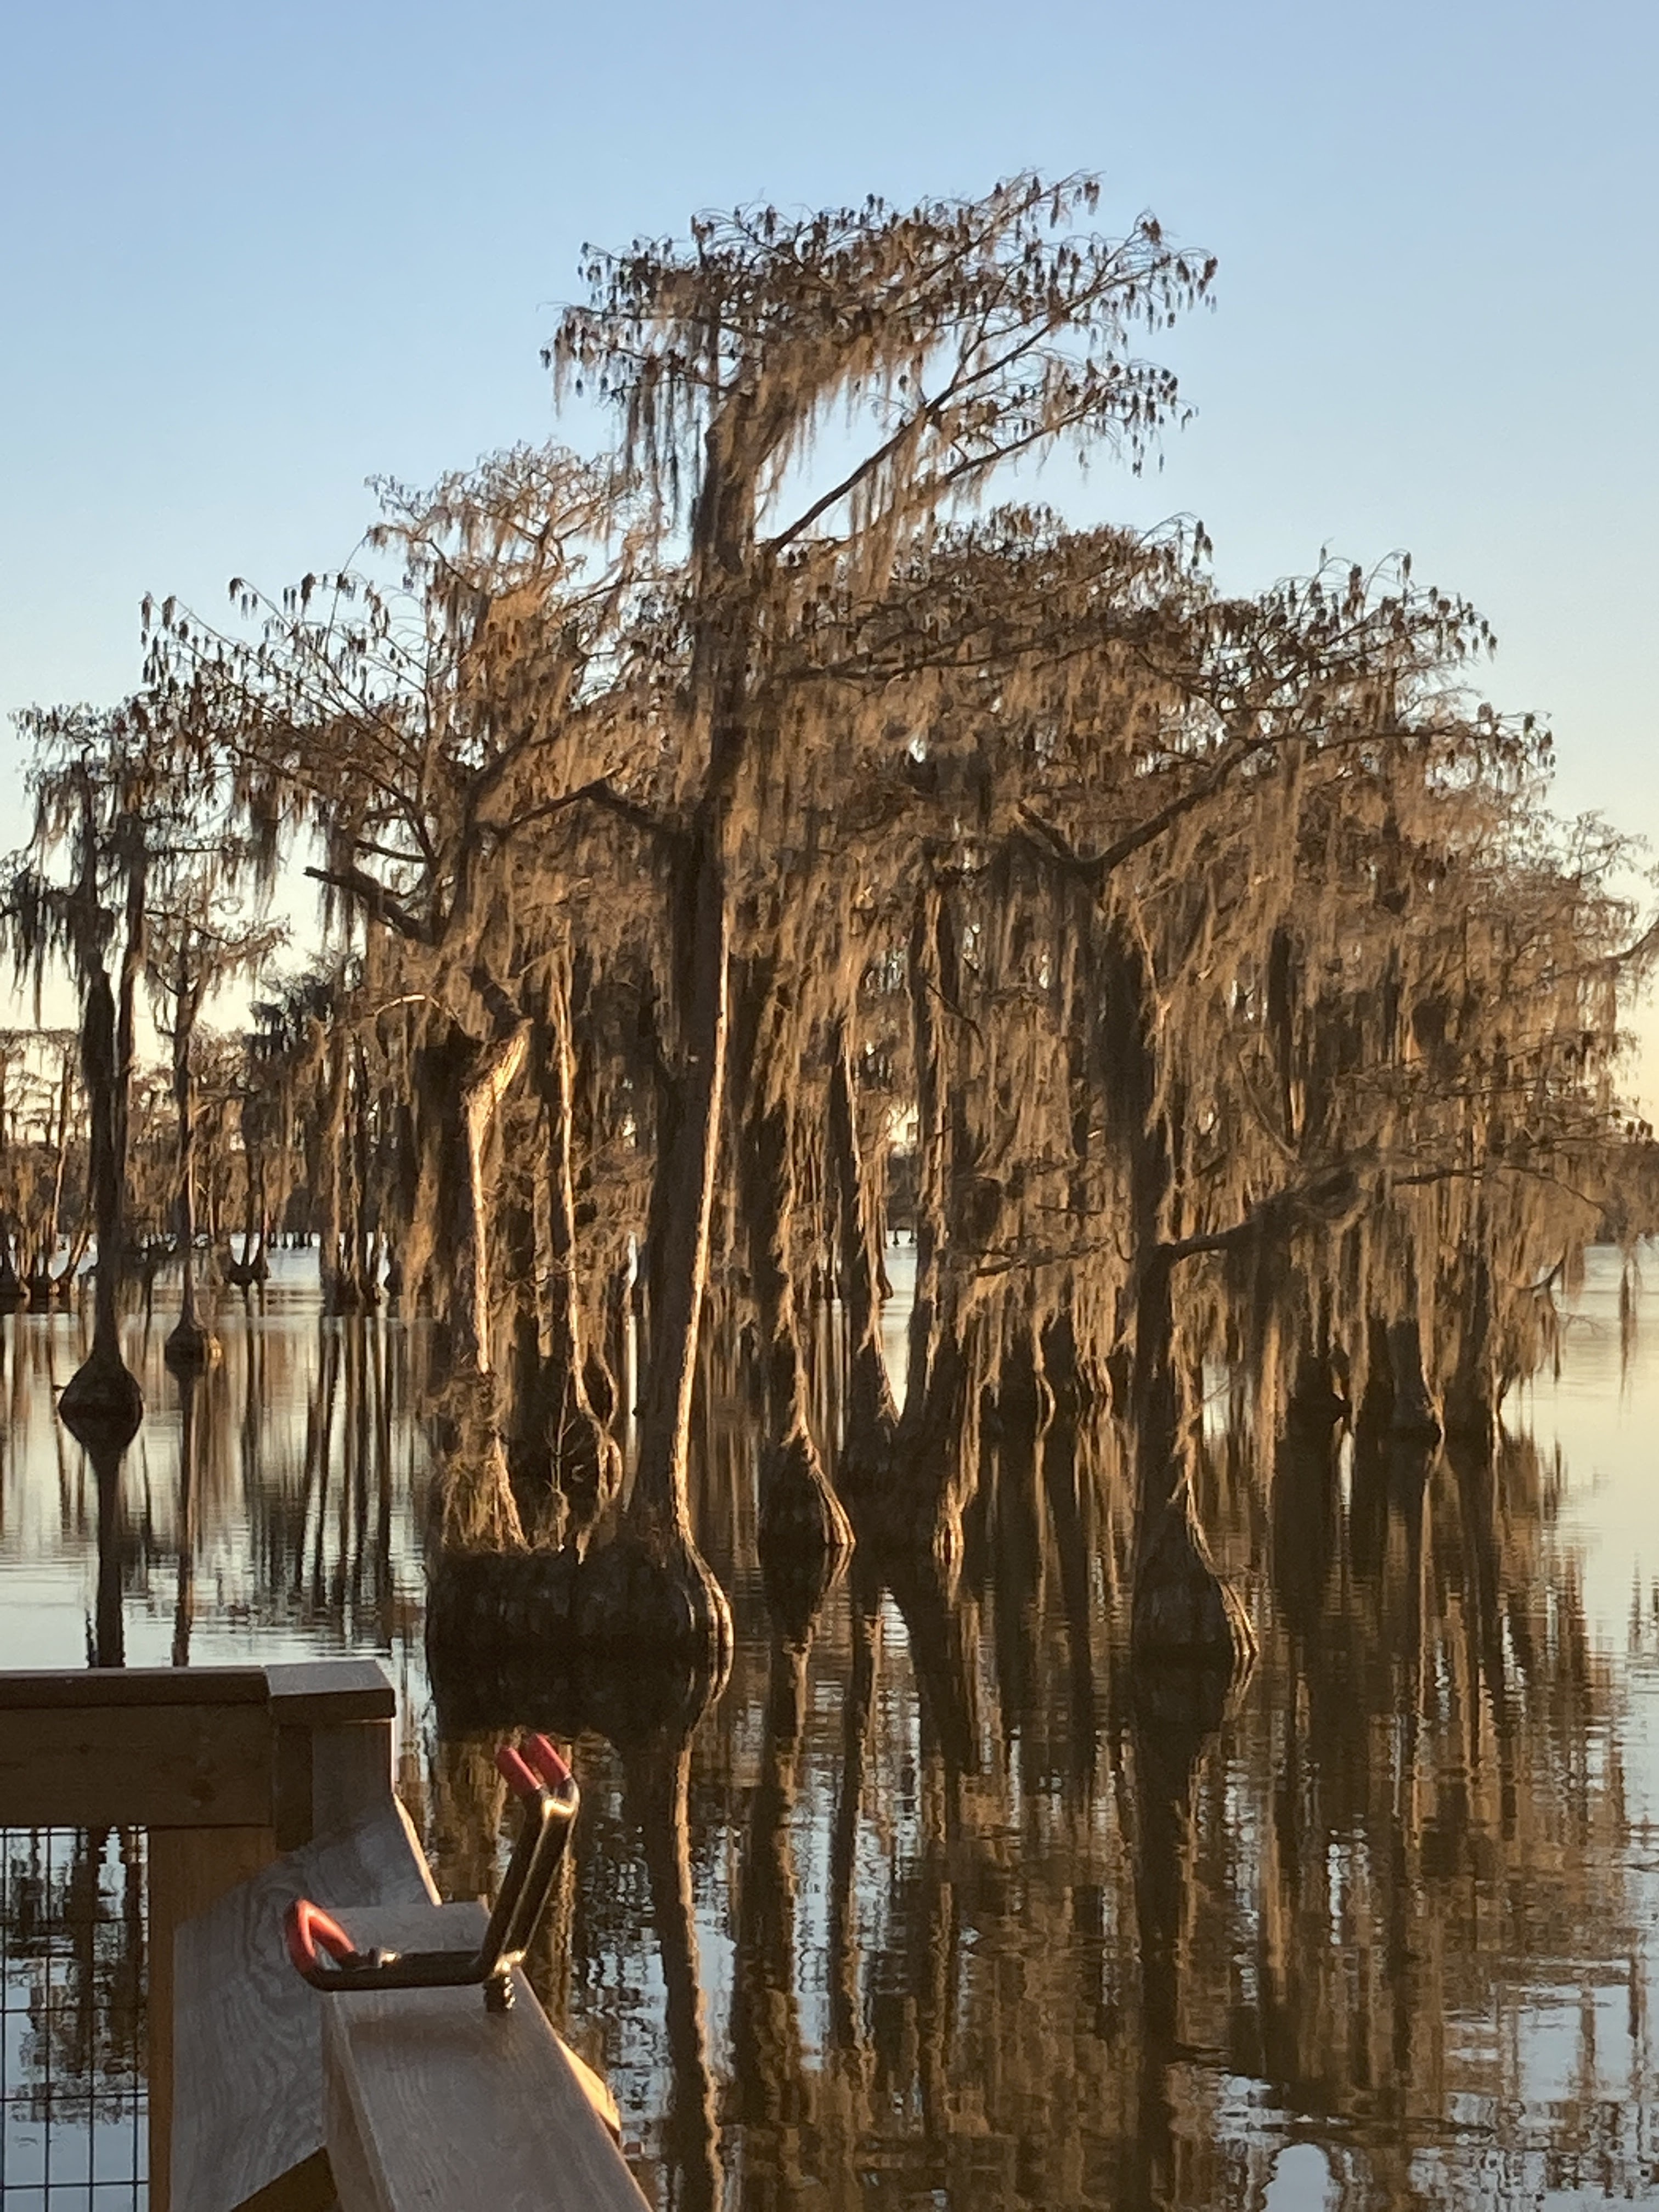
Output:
4,0,1655,1065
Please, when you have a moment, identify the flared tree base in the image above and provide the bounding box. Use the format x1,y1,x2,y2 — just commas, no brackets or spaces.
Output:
59,1353,144,1449
575,1532,733,1674
426,1525,733,1680
1131,1496,1256,1674
428,1548,732,1742
758,1423,854,1564
164,1314,219,1370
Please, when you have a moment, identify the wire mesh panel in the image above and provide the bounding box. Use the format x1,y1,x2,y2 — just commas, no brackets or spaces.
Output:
0,1830,146,2209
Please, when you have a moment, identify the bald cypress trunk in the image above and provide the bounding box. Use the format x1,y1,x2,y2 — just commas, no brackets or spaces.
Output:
734,957,852,1561
526,977,620,1532
165,965,213,1368
318,1034,357,1316
1103,918,1251,1671
422,1013,530,1553
0,1219,25,1313
577,800,732,1663
635,820,727,1530
828,1019,898,1487
1443,1236,1496,1452
573,405,762,1658
900,879,950,1446
60,962,142,1443
37,1047,75,1301
90,1431,127,1669
888,877,977,1556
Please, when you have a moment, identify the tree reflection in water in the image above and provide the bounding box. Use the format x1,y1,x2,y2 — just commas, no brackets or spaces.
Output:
0,1827,146,2187
0,1277,1655,2207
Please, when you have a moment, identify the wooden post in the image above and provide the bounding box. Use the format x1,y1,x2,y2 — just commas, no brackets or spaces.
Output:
148,1825,280,2212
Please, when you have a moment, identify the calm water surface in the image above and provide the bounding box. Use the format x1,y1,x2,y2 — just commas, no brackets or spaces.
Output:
3,1248,1659,2210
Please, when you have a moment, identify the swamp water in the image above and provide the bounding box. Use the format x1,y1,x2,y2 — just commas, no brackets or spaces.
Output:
2,1246,1659,2210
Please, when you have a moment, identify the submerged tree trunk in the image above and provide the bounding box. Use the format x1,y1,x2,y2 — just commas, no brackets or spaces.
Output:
622,1718,724,2212
435,1018,530,1552
727,1611,814,2183
734,957,853,1561
827,1561,882,2059
60,967,142,1443
172,1367,199,1667
1042,1407,1099,1785
1128,1672,1226,2210
89,1430,127,1669
165,968,214,1368
579,805,731,1664
528,971,620,1532
828,1019,899,1487
1103,918,1251,1672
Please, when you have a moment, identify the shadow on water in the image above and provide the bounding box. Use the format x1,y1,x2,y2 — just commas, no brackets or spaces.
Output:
2,1260,1659,2207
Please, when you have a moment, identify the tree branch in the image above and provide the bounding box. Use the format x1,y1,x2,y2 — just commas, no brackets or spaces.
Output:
303,865,432,944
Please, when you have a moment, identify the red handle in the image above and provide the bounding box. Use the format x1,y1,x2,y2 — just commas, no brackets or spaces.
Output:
522,1735,574,1793
495,1735,575,1800
495,1742,541,1799
285,1898,359,1980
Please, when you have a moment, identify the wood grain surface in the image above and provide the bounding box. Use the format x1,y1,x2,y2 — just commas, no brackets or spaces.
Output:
0,1700,274,1827
0,1666,270,1707
171,1807,441,2212
322,1905,650,2212
151,1825,284,2212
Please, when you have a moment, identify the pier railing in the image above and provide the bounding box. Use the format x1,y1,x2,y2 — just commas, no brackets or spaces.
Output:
0,1663,645,2211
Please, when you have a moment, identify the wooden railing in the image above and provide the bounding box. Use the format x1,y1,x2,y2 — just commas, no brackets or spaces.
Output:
0,1663,647,2212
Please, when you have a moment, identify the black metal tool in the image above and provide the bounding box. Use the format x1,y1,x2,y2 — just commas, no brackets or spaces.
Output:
284,1733,578,2012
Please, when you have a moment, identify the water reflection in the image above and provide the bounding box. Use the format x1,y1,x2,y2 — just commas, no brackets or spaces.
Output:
1,1251,1658,2207
0,1827,146,2196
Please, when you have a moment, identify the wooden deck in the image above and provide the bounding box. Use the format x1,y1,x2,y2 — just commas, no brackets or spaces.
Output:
0,1662,648,2211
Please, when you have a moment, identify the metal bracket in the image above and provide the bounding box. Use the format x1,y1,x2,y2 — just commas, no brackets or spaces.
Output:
284,1734,578,2010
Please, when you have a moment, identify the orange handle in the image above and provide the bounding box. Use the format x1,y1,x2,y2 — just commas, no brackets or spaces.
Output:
494,1735,575,1799
285,1897,359,1979
522,1734,574,1793
495,1742,541,1799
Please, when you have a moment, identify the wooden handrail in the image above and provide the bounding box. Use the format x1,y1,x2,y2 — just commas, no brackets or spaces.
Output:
0,1660,394,1711
0,1666,271,1705
0,1663,641,2212
0,1659,400,2211
0,1661,396,1832
323,1904,648,2212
